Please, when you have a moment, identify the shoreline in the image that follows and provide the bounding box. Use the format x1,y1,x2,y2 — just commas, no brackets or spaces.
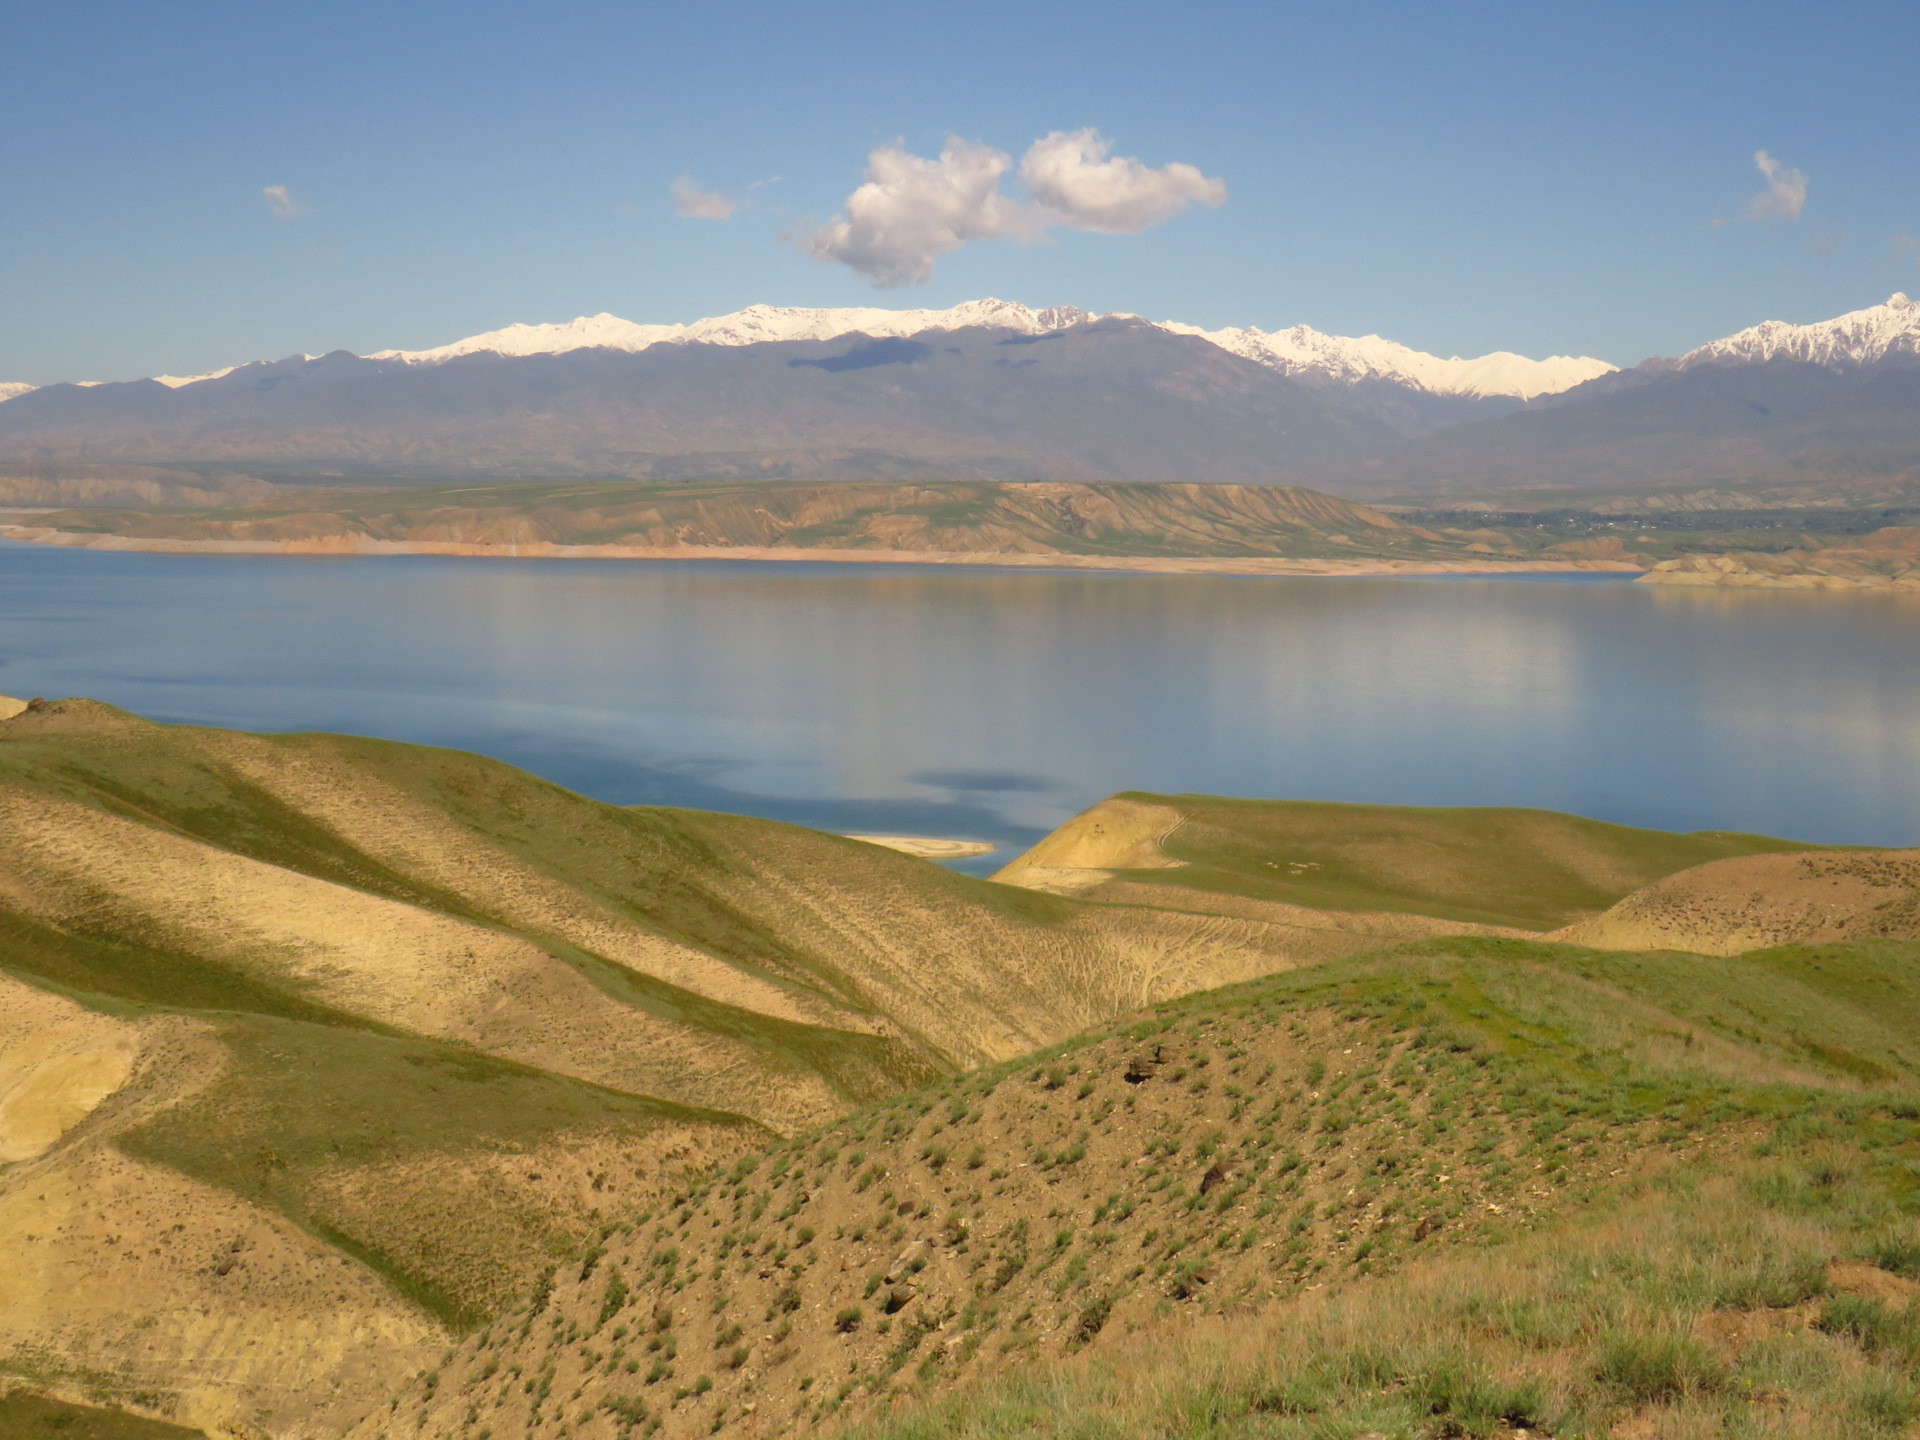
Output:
0,525,1644,578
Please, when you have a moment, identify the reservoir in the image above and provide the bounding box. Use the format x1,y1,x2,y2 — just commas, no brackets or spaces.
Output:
4,541,1917,871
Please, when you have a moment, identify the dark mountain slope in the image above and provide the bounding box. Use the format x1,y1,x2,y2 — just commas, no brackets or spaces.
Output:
1314,357,1920,500
0,320,1523,484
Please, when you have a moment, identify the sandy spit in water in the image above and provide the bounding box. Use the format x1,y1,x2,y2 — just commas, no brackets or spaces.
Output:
845,835,996,859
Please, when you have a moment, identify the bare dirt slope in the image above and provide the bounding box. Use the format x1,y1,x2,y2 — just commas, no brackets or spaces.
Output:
365,931,1920,1440
1552,849,1920,955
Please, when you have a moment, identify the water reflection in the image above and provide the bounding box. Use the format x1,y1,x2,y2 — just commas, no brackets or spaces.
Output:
2,542,1917,869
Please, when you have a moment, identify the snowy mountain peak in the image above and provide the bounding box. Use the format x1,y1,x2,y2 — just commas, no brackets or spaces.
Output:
1676,293,1920,371
0,381,37,404
367,314,687,364
366,298,1089,365
362,298,1607,400
152,365,240,389
1156,321,1615,400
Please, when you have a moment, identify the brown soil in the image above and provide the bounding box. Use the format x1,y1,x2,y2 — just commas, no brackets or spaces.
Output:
1553,850,1920,956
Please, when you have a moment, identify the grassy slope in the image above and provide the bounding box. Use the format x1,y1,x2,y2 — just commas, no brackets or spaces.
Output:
6,703,1915,1437
118,1014,755,1329
375,933,1920,1440
0,1392,205,1439
0,700,1022,1105
0,703,1295,1359
21,479,1479,562
1063,792,1817,930
833,973,1920,1439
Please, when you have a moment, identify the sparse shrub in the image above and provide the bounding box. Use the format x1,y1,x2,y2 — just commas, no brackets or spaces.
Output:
1595,1331,1724,1402
1046,1067,1067,1090
1413,1358,1543,1434
1868,1239,1920,1277
835,1306,863,1332
1713,1253,1828,1308
598,1272,630,1328
1818,1295,1920,1358
1070,1293,1112,1347
1853,1378,1920,1434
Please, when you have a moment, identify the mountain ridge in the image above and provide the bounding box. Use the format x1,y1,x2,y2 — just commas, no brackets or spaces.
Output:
0,298,1615,404
3,294,1915,501
5,292,1912,409
1671,291,1919,372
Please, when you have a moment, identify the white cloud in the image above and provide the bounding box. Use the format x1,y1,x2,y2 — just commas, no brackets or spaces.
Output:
797,137,1023,287
262,184,304,220
798,131,1225,287
671,177,738,221
1020,129,1226,234
1741,149,1807,223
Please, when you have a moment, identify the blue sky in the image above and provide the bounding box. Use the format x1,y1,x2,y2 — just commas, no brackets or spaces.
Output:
2,0,1915,382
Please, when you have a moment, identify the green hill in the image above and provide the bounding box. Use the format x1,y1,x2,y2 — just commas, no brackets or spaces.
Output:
0,700,1306,1434
992,791,1815,930
6,702,1919,1439
371,933,1920,1440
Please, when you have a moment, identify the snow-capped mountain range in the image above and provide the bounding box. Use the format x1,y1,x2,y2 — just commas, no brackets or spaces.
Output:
1156,321,1614,400
3,293,1915,406
1672,292,1918,371
360,299,1612,401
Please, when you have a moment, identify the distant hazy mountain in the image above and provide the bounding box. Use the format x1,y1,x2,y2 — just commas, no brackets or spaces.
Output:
1316,294,1920,502
0,314,1529,483
0,295,1913,501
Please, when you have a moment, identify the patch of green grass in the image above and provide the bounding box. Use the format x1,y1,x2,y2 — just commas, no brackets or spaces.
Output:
0,710,1023,1102
1122,792,1817,930
119,1012,763,1329
0,1394,203,1439
0,907,379,1028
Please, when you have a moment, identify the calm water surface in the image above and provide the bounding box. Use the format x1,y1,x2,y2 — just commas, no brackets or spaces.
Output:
3,541,1917,872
